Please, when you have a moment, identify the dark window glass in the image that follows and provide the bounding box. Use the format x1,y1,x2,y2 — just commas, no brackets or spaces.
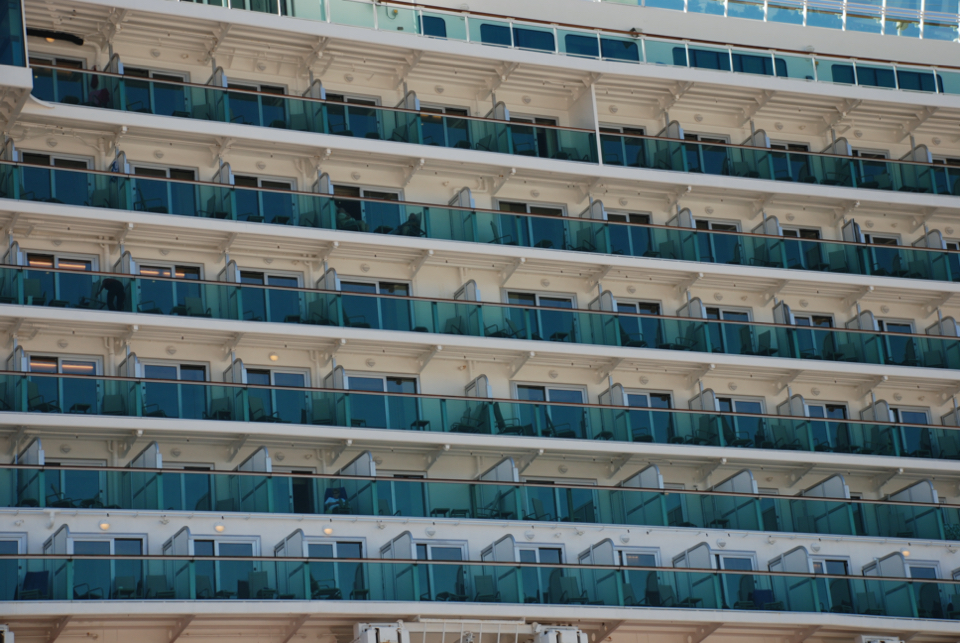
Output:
480,24,512,47
421,15,447,38
513,28,554,52
565,34,599,58
600,38,640,62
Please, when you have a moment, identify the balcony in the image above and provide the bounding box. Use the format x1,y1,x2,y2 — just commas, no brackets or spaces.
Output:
4,266,960,371
5,372,960,460
3,553,958,619
29,65,597,164
5,161,960,284
25,65,960,197
160,0,960,89
5,465,959,542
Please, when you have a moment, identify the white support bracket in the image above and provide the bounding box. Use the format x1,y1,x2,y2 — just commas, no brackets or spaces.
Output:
587,265,613,290
576,177,603,203
119,324,138,348
517,448,544,474
204,22,232,63
608,455,632,478
322,338,348,366
168,616,195,643
326,439,353,467
219,232,239,256
47,616,72,643
500,257,526,286
316,241,339,270
676,272,704,295
222,332,244,357
596,358,623,384
738,90,774,127
939,381,960,401
748,195,774,220
686,623,722,643
402,158,426,187
785,626,820,643
898,106,938,142
491,168,516,196
665,185,692,213
910,206,940,232
657,81,694,118
856,375,888,398
696,458,726,484
478,62,519,101
227,434,250,463
873,467,903,492
6,317,23,348
393,51,424,89
790,463,816,485
686,363,715,388
418,345,443,371
763,280,790,303
2,211,21,238
924,291,953,314
776,370,803,393
409,249,434,279
831,200,860,226
819,99,861,135
115,222,134,247
511,351,535,378
425,444,451,471
591,621,625,643
299,37,329,75
6,425,26,456
118,429,142,458
841,285,873,309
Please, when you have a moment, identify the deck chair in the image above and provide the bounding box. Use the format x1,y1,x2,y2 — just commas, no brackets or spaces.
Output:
559,576,590,604
195,575,213,599
474,575,500,602
657,324,698,351
350,566,370,600
395,212,426,237
492,403,528,435
306,299,335,326
24,278,47,306
114,575,138,599
434,567,468,601
451,405,485,433
524,498,554,521
74,582,105,600
488,221,515,245
204,397,233,420
184,296,212,317
856,591,884,615
27,382,61,413
19,571,50,600
311,576,342,600
145,575,176,599
379,498,400,516
444,315,466,335
543,414,575,439
733,575,756,609
618,323,646,347
102,394,126,416
249,396,283,422
248,571,277,599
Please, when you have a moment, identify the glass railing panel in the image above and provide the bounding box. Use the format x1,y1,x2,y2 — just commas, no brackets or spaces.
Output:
0,0,25,67
327,0,375,27
376,4,418,33
8,467,960,542
7,374,960,462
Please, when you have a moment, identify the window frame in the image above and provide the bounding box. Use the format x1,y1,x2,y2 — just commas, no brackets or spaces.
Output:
493,198,568,217
139,359,209,382
20,150,95,170
24,250,100,272
501,288,578,309
343,371,420,393
28,353,103,376
511,381,588,404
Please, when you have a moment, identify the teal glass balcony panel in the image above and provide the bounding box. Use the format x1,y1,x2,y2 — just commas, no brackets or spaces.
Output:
0,0,25,67
599,132,955,194
3,265,960,372
4,373,960,461
4,466,959,543
5,160,960,283
25,65,960,195
172,0,960,92
3,555,958,618
27,65,597,165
